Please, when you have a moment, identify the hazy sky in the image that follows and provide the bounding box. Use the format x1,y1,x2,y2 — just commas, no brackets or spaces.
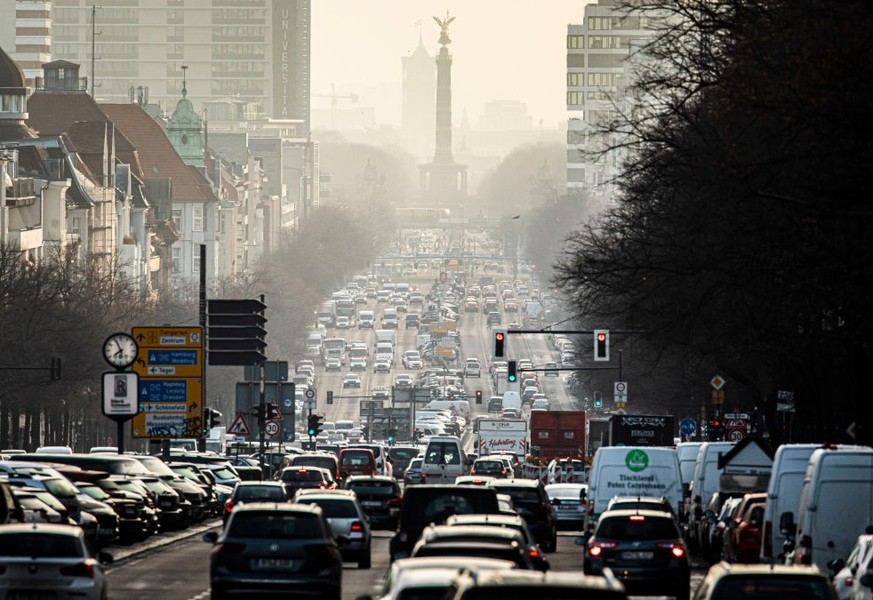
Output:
311,1,590,129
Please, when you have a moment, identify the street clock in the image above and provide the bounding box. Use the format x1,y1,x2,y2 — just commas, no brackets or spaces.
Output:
102,332,139,369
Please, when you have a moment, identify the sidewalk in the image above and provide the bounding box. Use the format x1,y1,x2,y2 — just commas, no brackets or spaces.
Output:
106,518,222,564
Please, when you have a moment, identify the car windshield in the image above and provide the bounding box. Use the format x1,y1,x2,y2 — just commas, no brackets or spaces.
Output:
0,533,81,558
77,485,111,501
495,488,539,504
297,498,359,519
293,457,337,472
42,478,79,498
227,512,322,538
713,575,834,600
341,452,373,466
595,516,679,541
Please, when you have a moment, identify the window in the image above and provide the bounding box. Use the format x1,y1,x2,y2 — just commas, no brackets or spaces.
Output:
588,73,617,87
192,205,203,232
566,91,584,107
567,73,583,87
588,16,621,31
171,208,182,230
172,246,180,273
425,442,460,465
192,252,200,274
567,54,585,68
566,35,584,49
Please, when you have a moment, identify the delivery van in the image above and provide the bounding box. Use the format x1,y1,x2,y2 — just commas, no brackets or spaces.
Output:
425,399,471,422
791,446,873,571
586,446,683,533
421,436,466,483
759,443,820,563
501,391,521,413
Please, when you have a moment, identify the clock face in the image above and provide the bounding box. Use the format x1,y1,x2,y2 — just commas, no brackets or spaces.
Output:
103,333,139,368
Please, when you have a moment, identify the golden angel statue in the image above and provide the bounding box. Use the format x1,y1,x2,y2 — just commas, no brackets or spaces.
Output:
433,12,455,46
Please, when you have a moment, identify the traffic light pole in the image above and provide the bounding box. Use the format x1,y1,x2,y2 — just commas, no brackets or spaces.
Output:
258,364,266,477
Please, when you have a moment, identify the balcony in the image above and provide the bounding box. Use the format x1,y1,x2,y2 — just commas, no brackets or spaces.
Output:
5,178,36,206
34,76,88,92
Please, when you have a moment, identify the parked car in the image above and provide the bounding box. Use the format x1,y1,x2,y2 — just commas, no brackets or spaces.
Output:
203,503,344,599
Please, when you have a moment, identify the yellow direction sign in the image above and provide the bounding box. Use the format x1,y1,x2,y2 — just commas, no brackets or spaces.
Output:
131,326,204,439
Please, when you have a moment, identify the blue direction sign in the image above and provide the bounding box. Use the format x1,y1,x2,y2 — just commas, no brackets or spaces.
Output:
679,417,697,436
139,380,188,402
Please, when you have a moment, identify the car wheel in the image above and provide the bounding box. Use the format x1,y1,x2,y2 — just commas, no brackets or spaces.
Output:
358,550,372,569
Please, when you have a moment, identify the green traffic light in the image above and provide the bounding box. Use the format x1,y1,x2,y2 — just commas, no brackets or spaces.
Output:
308,428,315,436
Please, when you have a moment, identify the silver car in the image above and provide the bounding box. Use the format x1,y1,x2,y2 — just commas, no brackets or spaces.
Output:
0,523,113,599
293,489,372,569
545,483,587,530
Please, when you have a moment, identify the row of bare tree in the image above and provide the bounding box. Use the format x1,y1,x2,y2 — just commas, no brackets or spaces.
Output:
545,0,873,444
0,206,382,451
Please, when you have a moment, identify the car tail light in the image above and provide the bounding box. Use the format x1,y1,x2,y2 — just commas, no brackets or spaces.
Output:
629,515,646,522
796,535,813,565
386,497,403,508
60,560,97,578
844,575,855,588
657,542,686,558
224,500,234,514
588,541,617,556
350,521,364,532
528,548,541,559
214,543,246,556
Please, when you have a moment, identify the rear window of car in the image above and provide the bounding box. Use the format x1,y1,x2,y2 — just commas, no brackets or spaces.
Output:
425,442,461,465
462,588,623,600
347,480,399,496
296,498,359,519
712,575,833,600
237,486,287,502
228,512,322,538
476,461,504,470
0,533,81,557
292,456,337,473
595,515,679,540
610,501,673,514
281,470,323,482
390,448,419,460
341,451,373,466
406,490,499,526
493,487,540,504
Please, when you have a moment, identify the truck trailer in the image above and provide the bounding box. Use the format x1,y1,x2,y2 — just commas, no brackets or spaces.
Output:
529,410,586,460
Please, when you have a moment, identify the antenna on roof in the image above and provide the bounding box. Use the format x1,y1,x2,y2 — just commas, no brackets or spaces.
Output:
181,65,188,99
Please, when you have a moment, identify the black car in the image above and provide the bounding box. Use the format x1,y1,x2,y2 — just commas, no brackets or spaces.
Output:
471,458,510,478
204,503,344,600
488,479,558,552
279,467,334,495
387,446,420,478
342,475,402,530
405,314,420,329
582,509,690,600
389,484,500,561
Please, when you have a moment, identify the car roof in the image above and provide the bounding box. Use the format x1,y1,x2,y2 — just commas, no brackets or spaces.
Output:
446,513,526,526
0,523,84,537
345,475,395,483
391,556,517,573
599,508,677,520
294,489,356,500
425,525,523,541
488,478,540,488
231,502,323,516
454,569,625,592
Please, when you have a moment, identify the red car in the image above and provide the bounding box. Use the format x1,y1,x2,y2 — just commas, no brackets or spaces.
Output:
725,492,767,563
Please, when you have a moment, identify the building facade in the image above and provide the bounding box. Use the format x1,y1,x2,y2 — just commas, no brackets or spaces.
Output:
0,0,53,85
49,0,310,130
566,0,657,202
401,31,435,163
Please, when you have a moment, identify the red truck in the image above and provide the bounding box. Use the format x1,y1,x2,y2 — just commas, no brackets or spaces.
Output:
529,410,586,459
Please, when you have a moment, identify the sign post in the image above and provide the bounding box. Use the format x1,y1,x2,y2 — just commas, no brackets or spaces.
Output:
130,326,204,439
613,381,628,408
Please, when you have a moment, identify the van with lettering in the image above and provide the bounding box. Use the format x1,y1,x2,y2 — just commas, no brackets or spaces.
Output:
585,446,682,534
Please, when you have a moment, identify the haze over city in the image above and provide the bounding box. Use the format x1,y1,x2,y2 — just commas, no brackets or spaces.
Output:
311,1,589,129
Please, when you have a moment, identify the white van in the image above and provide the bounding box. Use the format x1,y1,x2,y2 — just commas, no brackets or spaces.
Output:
677,442,703,493
425,399,471,422
791,447,873,571
688,441,735,505
501,391,521,412
760,443,820,563
357,310,375,328
586,446,683,533
421,436,466,483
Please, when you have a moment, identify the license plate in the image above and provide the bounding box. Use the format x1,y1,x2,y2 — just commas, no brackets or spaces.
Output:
256,558,296,568
362,501,381,507
622,551,654,560
10,593,56,600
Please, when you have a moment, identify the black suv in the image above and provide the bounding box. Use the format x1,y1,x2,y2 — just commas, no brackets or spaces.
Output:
389,484,500,561
405,314,420,329
343,475,402,530
488,479,558,552
583,509,690,600
204,503,344,599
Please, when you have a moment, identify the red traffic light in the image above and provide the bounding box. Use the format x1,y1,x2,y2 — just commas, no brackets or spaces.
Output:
496,332,504,342
711,420,720,427
597,332,607,342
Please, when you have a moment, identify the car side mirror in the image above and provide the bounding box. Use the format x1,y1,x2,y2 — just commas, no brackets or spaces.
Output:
202,531,219,544
828,558,846,574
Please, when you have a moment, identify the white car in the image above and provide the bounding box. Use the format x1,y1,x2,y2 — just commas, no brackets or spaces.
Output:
335,316,351,329
349,356,367,371
372,386,390,399
324,357,342,371
342,373,362,388
373,358,391,373
0,523,112,599
464,359,481,378
394,374,413,388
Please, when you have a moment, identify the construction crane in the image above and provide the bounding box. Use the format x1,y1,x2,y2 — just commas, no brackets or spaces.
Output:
313,83,359,129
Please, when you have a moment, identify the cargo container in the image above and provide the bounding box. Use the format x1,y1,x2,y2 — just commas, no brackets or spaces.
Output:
529,410,586,459
609,414,676,447
476,418,527,457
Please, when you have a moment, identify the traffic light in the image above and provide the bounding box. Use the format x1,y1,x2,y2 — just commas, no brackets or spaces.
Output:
594,329,610,361
307,414,324,437
264,403,278,421
202,408,212,435
209,408,222,429
507,360,517,383
593,391,603,408
475,390,483,405
326,391,334,405
387,429,396,444
493,330,507,358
